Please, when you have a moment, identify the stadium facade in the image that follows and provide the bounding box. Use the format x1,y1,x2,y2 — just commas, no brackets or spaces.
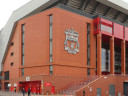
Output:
1,0,128,95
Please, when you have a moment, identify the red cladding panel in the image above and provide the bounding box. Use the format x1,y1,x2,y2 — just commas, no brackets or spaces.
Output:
93,17,100,34
125,27,128,41
52,86,55,94
114,23,124,39
101,18,113,26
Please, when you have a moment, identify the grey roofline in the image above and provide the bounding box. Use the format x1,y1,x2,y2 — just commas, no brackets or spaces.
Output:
96,0,128,14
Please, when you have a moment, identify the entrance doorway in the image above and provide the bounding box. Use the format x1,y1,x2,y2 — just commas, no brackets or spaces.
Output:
52,86,55,94
109,84,115,96
4,82,9,91
124,82,128,96
19,81,41,94
97,88,101,96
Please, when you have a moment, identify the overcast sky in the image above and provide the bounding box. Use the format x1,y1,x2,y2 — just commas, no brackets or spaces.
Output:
0,0,128,30
0,0,31,30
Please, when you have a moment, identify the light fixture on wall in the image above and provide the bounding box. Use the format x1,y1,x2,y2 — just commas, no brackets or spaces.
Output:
104,76,107,79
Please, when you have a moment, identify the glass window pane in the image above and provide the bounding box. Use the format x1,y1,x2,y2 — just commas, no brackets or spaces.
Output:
102,43,110,73
22,68,24,77
87,23,90,66
114,46,121,73
87,68,90,76
50,65,53,75
22,24,25,66
101,24,106,32
108,27,112,33
49,15,52,63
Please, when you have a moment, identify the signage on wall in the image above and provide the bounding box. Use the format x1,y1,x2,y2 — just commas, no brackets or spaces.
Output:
64,28,79,54
45,83,51,86
41,80,44,89
90,87,92,92
26,77,30,81
14,83,17,87
41,80,43,84
8,84,11,87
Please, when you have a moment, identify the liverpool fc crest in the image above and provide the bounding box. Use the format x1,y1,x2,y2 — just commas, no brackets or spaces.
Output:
64,28,79,54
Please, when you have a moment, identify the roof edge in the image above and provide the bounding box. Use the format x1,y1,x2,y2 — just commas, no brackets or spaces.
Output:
96,0,128,14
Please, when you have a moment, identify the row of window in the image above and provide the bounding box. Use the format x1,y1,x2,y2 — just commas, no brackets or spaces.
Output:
10,42,14,67
5,66,90,79
9,20,24,67
87,23,90,66
101,24,112,33
22,24,25,66
20,66,90,77
20,15,91,65
21,24,25,77
7,15,91,78
5,40,14,78
20,15,53,77
21,65,53,77
49,15,53,63
5,24,24,77
4,71,9,80
101,43,128,74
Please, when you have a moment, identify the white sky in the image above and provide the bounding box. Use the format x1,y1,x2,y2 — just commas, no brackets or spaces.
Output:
0,0,128,30
0,0,31,30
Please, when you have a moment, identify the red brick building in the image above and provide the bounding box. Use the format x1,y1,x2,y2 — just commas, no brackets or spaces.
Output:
1,0,128,95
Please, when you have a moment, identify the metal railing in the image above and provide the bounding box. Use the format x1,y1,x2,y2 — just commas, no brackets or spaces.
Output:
57,76,99,95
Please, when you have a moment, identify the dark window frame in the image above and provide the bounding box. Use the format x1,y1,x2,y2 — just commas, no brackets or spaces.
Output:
10,42,14,46
87,23,90,66
50,65,53,75
87,68,90,76
11,62,14,66
11,52,14,56
4,71,9,80
22,24,25,66
49,15,53,63
114,45,121,74
21,68,24,77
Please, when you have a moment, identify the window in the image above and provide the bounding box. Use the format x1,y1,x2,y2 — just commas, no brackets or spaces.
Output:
21,68,24,77
11,42,14,46
87,23,90,66
11,62,14,66
101,24,112,34
11,52,14,56
22,24,25,66
50,65,53,75
87,68,90,76
126,47,128,74
4,71,9,80
114,46,121,74
102,43,110,73
0,83,1,90
49,15,53,63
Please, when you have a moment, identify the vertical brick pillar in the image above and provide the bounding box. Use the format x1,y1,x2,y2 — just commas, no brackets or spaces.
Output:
110,37,114,75
97,33,102,76
121,40,125,75
17,85,20,92
1,72,4,91
19,68,21,77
